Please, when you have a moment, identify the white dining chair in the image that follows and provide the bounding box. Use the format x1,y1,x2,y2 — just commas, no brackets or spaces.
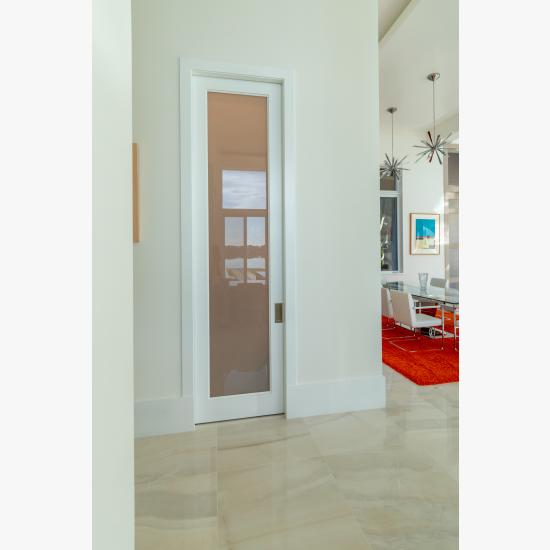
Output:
430,277,460,298
430,277,446,288
415,298,439,314
389,290,444,351
381,287,395,329
453,307,459,351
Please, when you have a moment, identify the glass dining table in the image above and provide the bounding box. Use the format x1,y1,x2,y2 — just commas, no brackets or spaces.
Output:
382,281,459,337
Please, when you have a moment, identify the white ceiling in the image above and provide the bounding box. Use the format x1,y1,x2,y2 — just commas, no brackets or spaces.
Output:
379,0,459,133
378,0,411,41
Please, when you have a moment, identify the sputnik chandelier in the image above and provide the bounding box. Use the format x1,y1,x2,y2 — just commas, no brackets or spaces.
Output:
415,72,452,164
380,107,408,181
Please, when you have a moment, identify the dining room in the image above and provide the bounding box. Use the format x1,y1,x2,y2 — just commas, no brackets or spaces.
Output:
378,0,459,389
379,149,459,385
379,144,459,385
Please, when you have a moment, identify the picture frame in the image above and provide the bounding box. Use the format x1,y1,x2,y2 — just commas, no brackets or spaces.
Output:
410,213,440,255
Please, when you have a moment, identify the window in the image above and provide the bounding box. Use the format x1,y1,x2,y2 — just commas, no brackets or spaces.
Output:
444,150,459,290
380,174,402,272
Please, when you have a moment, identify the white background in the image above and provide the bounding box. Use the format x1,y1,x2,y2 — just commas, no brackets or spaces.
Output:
0,1,92,548
1,1,550,548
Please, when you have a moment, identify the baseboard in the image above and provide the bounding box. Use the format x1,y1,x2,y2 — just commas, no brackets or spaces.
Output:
134,395,194,438
286,374,386,419
135,375,387,435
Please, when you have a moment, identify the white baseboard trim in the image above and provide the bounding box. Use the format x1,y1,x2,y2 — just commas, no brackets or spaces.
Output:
134,395,194,438
286,374,386,419
135,375,387,435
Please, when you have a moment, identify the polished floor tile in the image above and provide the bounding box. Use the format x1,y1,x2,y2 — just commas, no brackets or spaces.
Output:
135,472,219,550
218,457,364,547
135,424,217,486
306,412,392,456
135,366,458,549
217,415,320,473
225,514,372,550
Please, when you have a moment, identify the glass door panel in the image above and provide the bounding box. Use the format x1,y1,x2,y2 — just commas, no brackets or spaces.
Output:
207,92,270,398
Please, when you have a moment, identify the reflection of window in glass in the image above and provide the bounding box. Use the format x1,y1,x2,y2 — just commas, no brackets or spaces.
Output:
225,258,244,286
222,170,266,209
224,217,244,246
247,257,266,284
247,217,265,247
380,173,402,272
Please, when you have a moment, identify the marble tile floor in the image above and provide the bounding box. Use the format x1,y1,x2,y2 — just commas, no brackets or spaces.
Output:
135,365,458,549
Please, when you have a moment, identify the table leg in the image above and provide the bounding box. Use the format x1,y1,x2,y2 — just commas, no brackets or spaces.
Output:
441,304,444,349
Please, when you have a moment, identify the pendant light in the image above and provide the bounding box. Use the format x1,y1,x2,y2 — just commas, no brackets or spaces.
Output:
414,72,452,164
380,107,408,182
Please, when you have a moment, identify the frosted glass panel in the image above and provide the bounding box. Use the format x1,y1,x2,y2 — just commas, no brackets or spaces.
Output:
208,92,270,397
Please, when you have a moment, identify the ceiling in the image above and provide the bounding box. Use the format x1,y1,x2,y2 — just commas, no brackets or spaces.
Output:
378,0,411,41
379,0,459,134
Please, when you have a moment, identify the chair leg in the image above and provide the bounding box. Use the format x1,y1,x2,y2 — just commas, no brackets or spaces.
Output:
437,305,444,350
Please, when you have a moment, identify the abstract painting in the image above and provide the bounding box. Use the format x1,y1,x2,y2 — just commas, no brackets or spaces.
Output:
410,213,440,255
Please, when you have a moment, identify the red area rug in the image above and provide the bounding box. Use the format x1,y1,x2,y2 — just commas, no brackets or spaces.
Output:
382,314,459,385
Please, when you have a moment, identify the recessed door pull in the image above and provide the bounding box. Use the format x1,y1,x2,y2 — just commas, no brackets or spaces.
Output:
274,303,284,323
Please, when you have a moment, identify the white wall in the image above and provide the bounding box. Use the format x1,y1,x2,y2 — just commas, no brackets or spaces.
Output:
133,0,384,435
379,122,449,285
92,0,134,548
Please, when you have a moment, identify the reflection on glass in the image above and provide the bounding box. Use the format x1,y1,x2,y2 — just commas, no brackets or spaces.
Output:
224,257,244,285
225,217,244,246
246,257,266,284
208,91,269,398
247,216,265,247
223,170,266,209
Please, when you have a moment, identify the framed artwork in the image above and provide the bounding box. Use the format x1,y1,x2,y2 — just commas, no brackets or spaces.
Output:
410,213,440,255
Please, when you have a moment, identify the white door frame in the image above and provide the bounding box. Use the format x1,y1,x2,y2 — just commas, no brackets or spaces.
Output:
179,59,297,426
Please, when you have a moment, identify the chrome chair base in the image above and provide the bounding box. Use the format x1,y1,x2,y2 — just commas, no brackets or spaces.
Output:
388,327,444,352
